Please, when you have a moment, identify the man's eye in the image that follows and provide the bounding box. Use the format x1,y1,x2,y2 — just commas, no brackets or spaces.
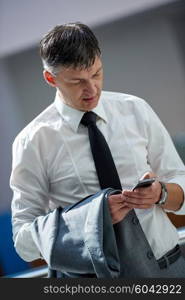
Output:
72,80,81,85
94,72,101,78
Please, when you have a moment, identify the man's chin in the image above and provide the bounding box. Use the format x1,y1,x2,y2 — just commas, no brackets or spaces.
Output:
82,99,99,111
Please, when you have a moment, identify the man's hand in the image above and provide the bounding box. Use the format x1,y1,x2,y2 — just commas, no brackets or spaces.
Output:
108,193,132,224
108,172,162,224
122,172,161,210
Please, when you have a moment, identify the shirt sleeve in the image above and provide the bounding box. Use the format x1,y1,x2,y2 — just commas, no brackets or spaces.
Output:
142,100,185,215
10,133,50,262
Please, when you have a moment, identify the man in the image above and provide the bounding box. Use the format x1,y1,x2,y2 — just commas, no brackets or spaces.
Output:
10,22,185,277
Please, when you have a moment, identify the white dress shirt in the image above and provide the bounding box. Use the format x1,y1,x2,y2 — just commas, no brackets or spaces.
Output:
10,90,185,262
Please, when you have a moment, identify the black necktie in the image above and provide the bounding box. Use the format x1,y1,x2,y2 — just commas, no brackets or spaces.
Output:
81,111,122,190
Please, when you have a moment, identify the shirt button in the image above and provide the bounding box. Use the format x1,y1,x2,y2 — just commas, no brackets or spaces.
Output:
132,217,139,225
147,251,154,259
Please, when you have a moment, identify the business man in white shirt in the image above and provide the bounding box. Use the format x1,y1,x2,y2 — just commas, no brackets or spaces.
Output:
10,22,185,277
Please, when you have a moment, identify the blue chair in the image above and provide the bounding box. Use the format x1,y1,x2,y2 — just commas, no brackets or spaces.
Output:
0,211,30,276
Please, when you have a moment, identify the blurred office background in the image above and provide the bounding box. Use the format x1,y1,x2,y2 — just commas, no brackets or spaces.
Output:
0,0,185,276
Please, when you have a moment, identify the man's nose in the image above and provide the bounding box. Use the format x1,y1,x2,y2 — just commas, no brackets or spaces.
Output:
84,80,97,95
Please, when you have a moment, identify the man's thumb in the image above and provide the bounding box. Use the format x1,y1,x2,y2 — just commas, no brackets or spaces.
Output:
140,171,156,180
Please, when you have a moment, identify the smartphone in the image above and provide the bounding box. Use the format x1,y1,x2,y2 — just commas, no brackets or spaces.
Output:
132,178,156,191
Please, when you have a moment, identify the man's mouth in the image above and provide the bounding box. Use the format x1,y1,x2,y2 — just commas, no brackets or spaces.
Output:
83,96,96,102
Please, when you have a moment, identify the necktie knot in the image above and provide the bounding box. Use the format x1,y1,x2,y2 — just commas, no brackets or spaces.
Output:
81,111,97,127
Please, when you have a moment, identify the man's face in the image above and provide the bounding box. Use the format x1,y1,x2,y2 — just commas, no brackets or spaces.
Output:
49,56,103,111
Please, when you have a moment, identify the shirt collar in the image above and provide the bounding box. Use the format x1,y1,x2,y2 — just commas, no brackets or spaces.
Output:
54,91,108,132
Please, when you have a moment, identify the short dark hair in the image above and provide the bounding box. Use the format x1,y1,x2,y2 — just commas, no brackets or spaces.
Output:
39,22,101,73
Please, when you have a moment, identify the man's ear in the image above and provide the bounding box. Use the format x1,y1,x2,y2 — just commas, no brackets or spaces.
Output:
43,70,56,87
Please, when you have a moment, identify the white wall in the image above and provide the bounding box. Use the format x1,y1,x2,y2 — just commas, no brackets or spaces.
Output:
95,11,185,135
0,0,176,57
0,60,22,211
